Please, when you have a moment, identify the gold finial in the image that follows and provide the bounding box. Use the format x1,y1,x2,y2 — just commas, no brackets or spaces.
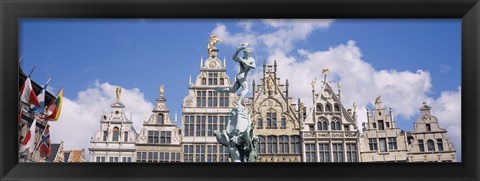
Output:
353,102,357,111
160,85,165,97
208,34,221,54
337,81,341,89
311,78,317,90
115,87,122,101
267,75,274,92
322,68,329,83
375,96,381,104
322,68,329,75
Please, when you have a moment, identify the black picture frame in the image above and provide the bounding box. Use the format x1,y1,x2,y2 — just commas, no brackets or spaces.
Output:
1,0,479,180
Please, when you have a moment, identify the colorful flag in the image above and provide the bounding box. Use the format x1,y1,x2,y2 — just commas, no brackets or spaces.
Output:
19,118,37,155
44,88,63,121
37,124,51,159
32,78,51,114
20,77,41,107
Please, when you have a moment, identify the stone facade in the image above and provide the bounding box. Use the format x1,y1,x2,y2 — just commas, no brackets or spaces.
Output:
301,74,360,162
406,103,456,162
359,98,408,162
180,47,236,162
135,91,182,162
245,61,302,162
88,98,137,162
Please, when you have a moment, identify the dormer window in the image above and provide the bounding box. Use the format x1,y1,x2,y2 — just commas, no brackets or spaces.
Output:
112,127,119,141
426,124,431,131
316,104,323,112
157,114,164,125
334,104,340,112
325,104,332,112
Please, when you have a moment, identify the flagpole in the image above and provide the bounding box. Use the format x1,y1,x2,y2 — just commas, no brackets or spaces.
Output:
28,65,36,77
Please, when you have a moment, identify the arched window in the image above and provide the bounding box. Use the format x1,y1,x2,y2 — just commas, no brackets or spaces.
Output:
281,117,287,128
201,78,206,85
257,136,266,154
112,127,119,141
317,118,328,130
268,136,277,154
257,117,263,128
157,114,164,124
316,104,323,112
334,104,340,112
325,104,332,112
279,136,289,153
427,140,435,151
331,118,341,130
290,136,301,154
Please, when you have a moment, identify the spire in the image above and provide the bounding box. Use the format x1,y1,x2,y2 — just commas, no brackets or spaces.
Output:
175,111,178,123
189,74,192,84
263,60,266,94
223,56,226,67
311,78,316,105
285,79,289,100
337,81,341,100
200,56,204,68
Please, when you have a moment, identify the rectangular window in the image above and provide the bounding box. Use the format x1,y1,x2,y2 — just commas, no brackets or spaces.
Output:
219,145,228,162
96,157,101,162
305,144,317,162
369,138,378,151
379,138,387,152
372,123,377,129
388,137,398,150
346,143,357,162
426,124,431,131
159,152,165,162
103,131,108,141
220,78,224,85
176,153,181,162
184,115,191,136
183,145,194,162
165,152,170,162
148,152,153,162
207,116,217,136
386,122,390,128
267,112,277,128
196,91,206,107
124,132,128,142
219,115,227,132
418,140,425,152
437,139,444,151
101,157,106,162
148,131,159,143
319,143,330,162
332,143,343,162
160,131,171,143
378,120,384,130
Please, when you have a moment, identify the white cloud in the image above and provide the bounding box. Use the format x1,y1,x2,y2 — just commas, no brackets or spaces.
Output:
49,80,153,159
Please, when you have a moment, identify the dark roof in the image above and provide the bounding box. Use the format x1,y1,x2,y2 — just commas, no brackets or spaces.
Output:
46,144,61,162
64,152,71,162
19,68,55,106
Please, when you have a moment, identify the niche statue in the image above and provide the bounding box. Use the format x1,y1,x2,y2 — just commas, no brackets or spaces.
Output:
213,42,258,162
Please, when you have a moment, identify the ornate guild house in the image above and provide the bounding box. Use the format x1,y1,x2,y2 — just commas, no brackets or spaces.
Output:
88,88,137,162
301,70,360,162
180,43,236,162
135,86,182,162
246,61,303,162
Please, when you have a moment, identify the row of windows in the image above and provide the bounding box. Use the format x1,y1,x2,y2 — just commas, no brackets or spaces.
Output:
201,73,225,86
183,144,229,162
136,152,181,162
256,136,301,154
369,137,397,152
418,139,444,152
184,115,228,137
147,131,172,144
316,103,340,112
371,120,391,130
103,128,129,142
196,90,230,107
95,156,132,162
305,143,358,162
315,118,342,131
257,112,287,129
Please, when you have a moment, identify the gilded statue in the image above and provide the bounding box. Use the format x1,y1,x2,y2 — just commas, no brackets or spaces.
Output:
208,34,221,55
267,76,274,92
160,85,165,97
353,102,357,111
311,78,316,90
115,87,122,101
322,68,329,75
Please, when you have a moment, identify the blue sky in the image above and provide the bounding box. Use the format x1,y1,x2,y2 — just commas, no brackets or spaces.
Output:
20,19,461,160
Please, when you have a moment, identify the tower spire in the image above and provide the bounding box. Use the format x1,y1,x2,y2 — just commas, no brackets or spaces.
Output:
200,56,204,68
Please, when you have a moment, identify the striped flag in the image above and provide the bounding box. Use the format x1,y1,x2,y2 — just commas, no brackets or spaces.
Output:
44,88,63,121
19,118,37,155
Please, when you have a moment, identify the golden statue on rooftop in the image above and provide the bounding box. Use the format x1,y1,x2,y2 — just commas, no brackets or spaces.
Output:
267,76,274,92
160,85,165,97
375,96,382,104
115,87,122,101
208,34,221,55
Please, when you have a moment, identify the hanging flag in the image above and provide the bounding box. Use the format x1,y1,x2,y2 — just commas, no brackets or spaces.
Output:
32,78,51,114
20,77,41,107
37,124,51,159
19,118,37,156
44,88,63,121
